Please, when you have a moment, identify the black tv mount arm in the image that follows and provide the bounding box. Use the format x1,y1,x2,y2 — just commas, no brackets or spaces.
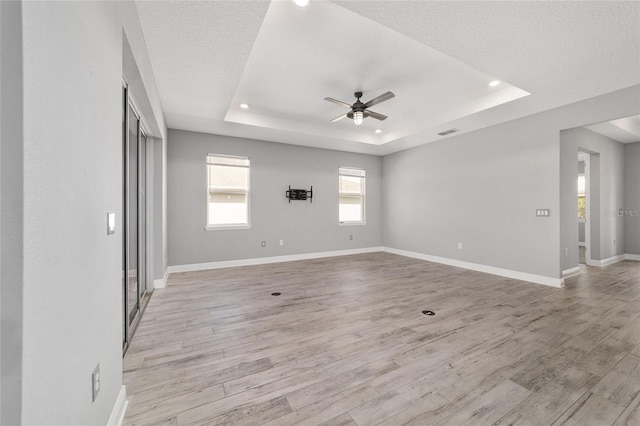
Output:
285,185,313,203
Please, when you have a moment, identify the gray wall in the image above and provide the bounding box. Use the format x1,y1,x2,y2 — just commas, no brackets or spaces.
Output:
1,1,24,423
19,2,166,424
625,142,640,255
384,85,639,280
167,130,382,266
383,114,561,278
560,128,625,271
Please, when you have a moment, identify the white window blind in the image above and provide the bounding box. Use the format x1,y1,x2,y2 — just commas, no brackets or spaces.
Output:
207,155,250,227
339,167,365,224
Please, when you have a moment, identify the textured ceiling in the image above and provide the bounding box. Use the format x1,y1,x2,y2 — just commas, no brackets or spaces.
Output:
136,0,640,155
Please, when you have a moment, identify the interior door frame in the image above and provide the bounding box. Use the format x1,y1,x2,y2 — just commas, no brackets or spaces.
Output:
578,151,593,266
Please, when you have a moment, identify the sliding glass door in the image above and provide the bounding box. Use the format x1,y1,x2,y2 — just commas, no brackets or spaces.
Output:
123,83,150,351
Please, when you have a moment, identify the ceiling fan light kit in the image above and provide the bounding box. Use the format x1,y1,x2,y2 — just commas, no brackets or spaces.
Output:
325,91,395,126
353,111,364,125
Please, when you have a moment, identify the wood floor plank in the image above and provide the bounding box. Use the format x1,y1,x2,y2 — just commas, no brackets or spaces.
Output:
552,392,625,426
121,253,640,426
591,355,640,406
375,392,457,426
614,390,640,425
495,365,600,425
440,380,531,425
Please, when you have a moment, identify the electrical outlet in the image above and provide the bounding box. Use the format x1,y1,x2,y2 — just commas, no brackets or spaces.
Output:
92,364,100,402
349,235,353,240
261,241,266,247
613,239,616,246
457,242,463,250
565,248,569,256
279,240,284,246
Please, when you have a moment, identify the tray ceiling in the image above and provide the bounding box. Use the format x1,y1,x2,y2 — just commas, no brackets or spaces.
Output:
136,0,640,155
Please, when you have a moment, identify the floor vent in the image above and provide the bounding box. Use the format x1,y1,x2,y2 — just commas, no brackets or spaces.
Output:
421,310,435,316
437,128,459,136
271,292,281,296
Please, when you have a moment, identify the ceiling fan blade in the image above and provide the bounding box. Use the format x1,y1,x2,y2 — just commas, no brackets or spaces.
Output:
331,113,349,122
367,110,388,121
363,91,395,108
324,97,352,108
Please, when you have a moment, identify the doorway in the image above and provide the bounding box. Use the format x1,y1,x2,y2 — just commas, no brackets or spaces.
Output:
122,82,151,352
578,151,592,266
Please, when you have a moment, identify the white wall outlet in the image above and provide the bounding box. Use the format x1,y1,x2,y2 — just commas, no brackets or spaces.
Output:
613,239,616,246
279,239,283,246
349,235,353,240
261,241,266,247
92,364,100,402
565,248,569,256
457,242,463,250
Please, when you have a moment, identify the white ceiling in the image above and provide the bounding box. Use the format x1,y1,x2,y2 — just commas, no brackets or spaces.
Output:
136,0,640,155
586,115,640,144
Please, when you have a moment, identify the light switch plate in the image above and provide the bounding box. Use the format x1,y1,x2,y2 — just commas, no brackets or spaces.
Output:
536,209,551,217
107,213,115,235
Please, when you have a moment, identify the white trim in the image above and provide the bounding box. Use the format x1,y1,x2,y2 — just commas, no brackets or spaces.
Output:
625,254,640,261
205,225,252,231
107,386,128,426
167,247,384,273
383,247,564,288
153,269,169,289
581,152,592,266
167,246,567,288
562,266,581,278
590,254,626,267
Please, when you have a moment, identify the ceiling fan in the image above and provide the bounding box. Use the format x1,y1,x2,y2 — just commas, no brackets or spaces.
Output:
324,91,395,126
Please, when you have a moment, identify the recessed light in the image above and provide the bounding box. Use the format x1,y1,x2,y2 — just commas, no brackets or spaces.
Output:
489,80,501,87
375,129,382,134
240,103,249,109
294,0,309,6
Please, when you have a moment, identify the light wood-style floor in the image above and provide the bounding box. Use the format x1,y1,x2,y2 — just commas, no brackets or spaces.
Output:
123,252,640,426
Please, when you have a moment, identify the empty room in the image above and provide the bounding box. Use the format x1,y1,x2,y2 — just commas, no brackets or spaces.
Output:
2,1,640,425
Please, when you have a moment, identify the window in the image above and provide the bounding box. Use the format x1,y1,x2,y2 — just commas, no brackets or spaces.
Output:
578,174,586,220
339,167,365,224
207,155,250,228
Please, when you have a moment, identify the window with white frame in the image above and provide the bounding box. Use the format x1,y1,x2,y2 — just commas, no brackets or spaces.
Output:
206,155,250,227
339,167,365,224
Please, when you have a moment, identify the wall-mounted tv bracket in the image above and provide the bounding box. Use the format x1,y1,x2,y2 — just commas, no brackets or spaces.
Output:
286,185,313,203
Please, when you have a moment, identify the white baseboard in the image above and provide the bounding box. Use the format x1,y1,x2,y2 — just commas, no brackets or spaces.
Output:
167,247,385,274
153,269,169,289
625,253,640,261
562,266,581,278
591,254,626,267
383,247,564,288
107,385,127,426
167,246,568,288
